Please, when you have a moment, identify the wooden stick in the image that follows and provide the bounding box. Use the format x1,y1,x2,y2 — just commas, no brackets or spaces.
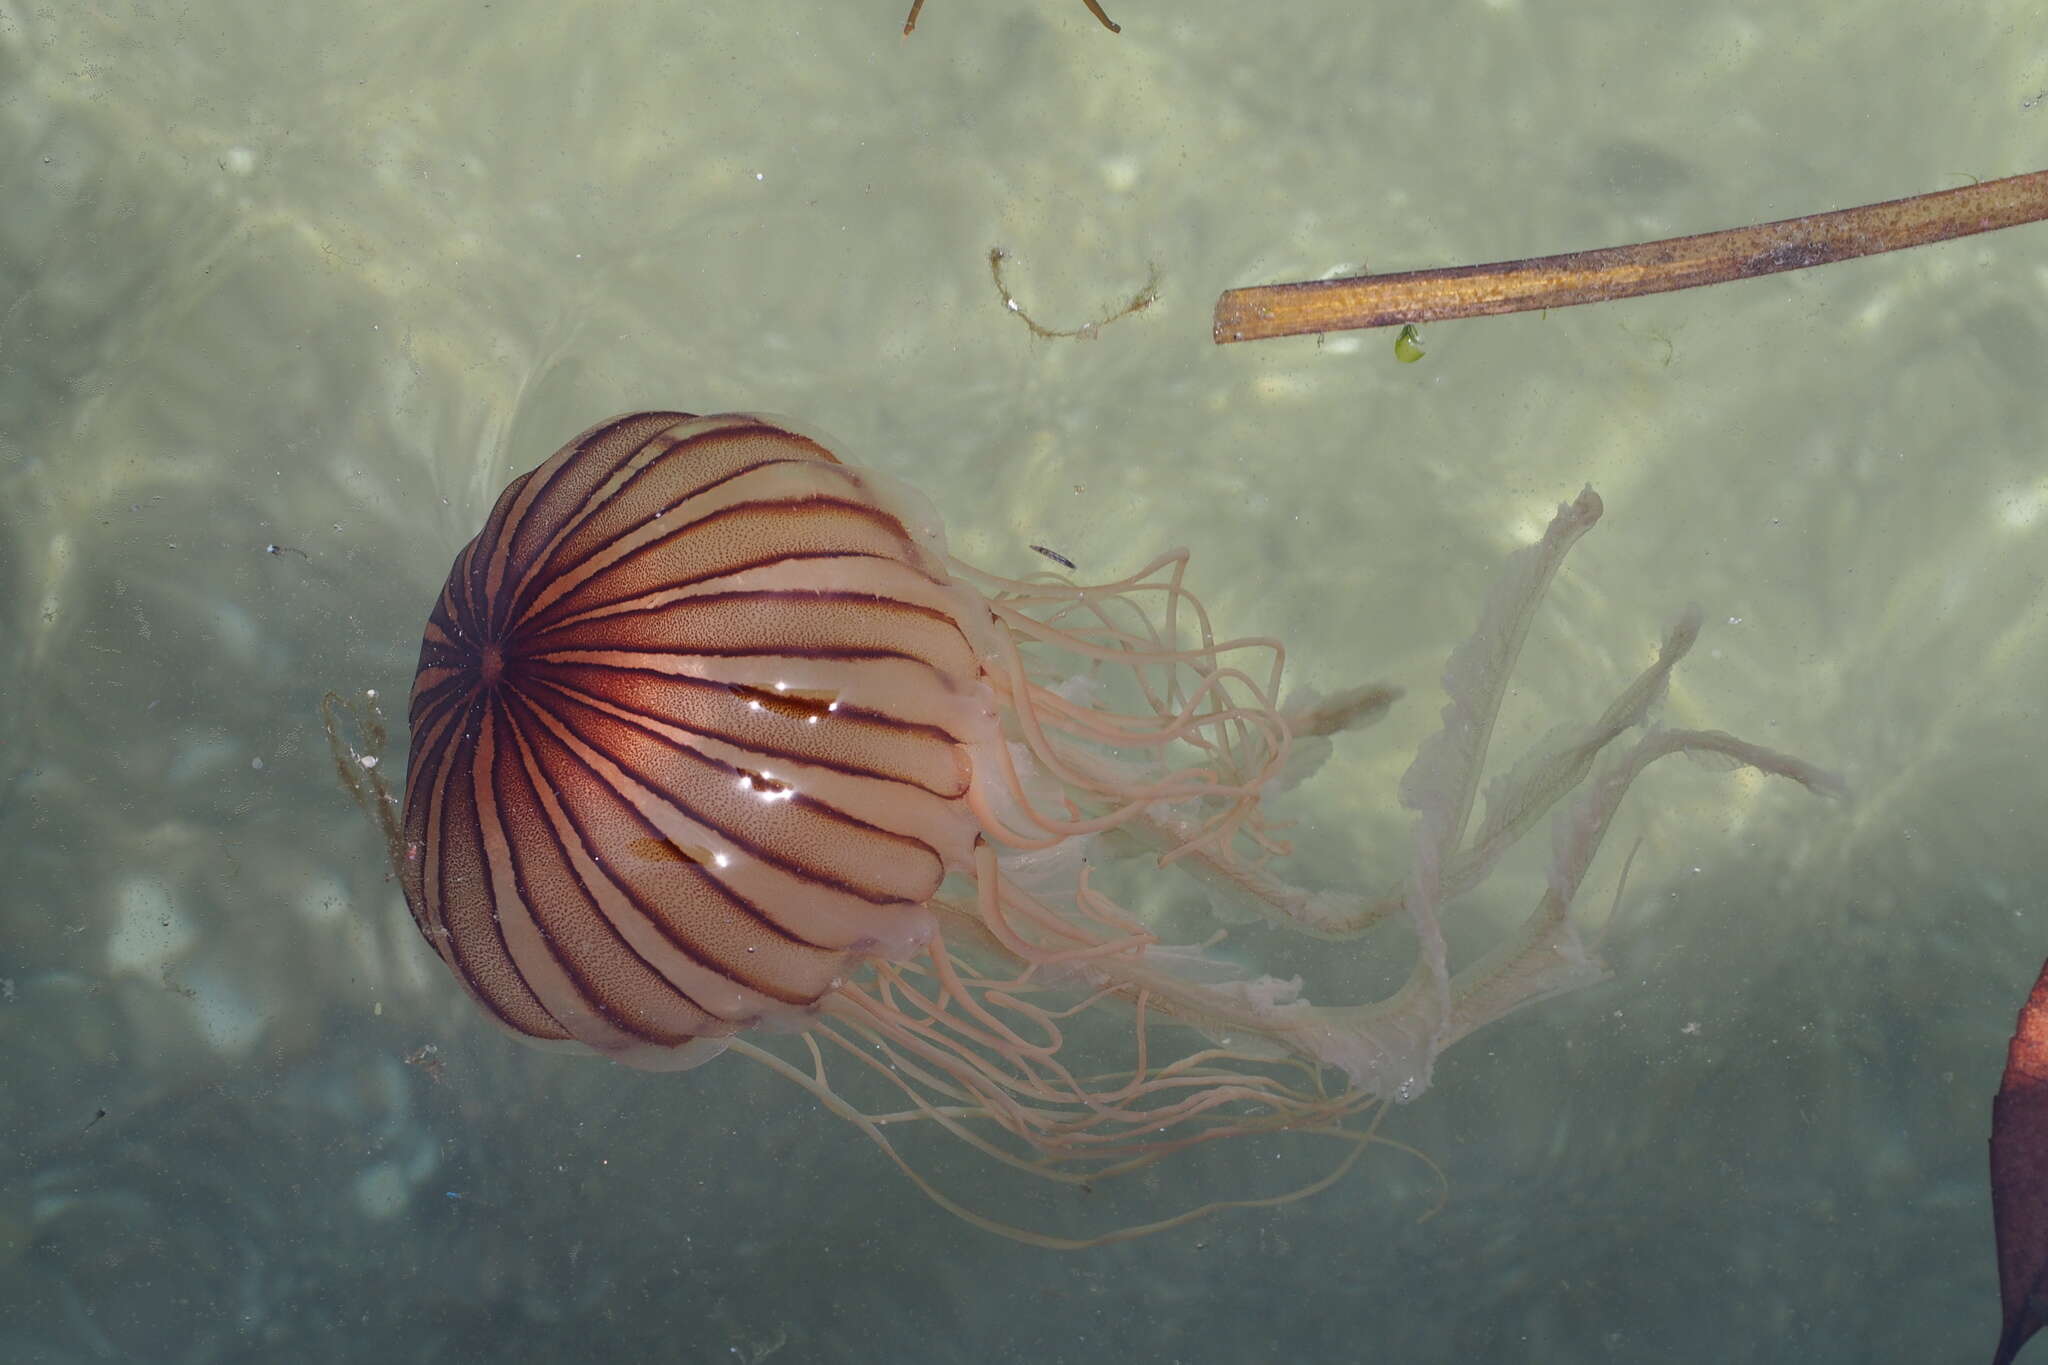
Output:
1212,169,2048,344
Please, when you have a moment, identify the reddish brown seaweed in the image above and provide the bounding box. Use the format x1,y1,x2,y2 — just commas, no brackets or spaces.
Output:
1991,953,2048,1363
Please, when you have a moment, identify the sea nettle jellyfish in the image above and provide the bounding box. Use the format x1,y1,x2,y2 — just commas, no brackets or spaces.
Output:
327,410,1839,1247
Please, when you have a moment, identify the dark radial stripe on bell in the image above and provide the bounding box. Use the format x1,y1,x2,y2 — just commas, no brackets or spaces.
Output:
478,414,692,639
422,707,577,1042
493,425,838,633
486,695,775,1039
541,448,841,563
528,662,968,796
515,674,942,909
518,501,934,635
536,587,971,668
498,679,859,957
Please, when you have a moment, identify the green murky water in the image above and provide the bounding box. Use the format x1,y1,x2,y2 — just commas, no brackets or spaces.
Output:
3,2,2043,1359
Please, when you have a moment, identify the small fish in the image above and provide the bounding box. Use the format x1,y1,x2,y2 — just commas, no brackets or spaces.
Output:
1029,544,1076,570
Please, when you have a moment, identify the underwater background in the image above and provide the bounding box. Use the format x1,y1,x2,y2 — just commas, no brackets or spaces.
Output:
2,1,2044,1360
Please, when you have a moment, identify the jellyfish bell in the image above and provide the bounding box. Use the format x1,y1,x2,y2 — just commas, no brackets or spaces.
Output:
331,409,1841,1246
399,412,996,1067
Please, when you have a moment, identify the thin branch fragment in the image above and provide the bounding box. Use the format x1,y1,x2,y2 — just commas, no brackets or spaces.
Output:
905,1,1120,35
990,248,1159,339
1213,168,2048,342
1080,0,1120,31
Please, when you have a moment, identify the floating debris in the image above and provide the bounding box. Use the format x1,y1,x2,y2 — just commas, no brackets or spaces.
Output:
989,247,1158,340
904,0,1119,34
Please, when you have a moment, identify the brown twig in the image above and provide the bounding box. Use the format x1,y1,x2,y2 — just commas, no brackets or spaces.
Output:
905,0,1119,34
1213,169,2048,343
